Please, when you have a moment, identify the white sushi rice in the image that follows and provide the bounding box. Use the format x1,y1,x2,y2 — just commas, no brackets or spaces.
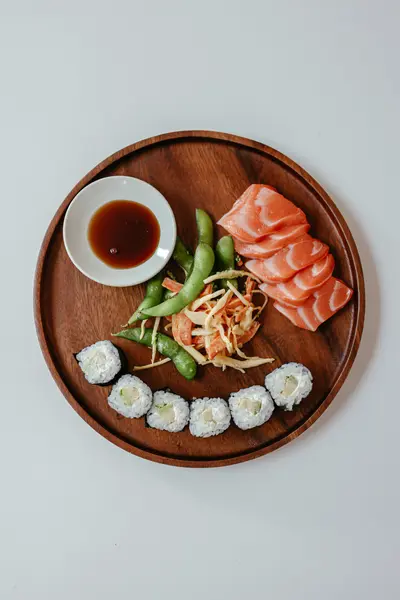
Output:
229,385,274,430
147,390,189,432
76,340,122,385
189,397,231,438
265,362,313,411
108,374,152,418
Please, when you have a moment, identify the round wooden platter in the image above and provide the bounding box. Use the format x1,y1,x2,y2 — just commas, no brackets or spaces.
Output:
35,131,365,468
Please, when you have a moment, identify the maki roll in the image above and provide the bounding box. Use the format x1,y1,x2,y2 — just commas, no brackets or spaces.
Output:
147,390,189,432
189,398,231,438
108,374,152,418
265,362,313,411
229,385,274,430
75,340,125,385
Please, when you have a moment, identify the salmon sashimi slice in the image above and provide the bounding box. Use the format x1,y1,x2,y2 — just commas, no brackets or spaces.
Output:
234,223,310,259
273,277,353,331
217,184,307,243
259,254,335,307
245,236,329,283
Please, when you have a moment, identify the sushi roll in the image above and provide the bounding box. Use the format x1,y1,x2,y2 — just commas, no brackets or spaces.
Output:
147,390,189,432
229,385,274,430
189,397,231,438
75,340,125,385
265,362,313,411
108,374,152,418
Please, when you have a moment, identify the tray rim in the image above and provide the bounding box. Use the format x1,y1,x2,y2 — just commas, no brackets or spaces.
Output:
34,130,365,468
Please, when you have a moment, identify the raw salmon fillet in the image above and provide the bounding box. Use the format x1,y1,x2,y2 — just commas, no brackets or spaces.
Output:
217,184,307,243
259,254,335,307
274,277,353,331
245,235,329,283
234,224,310,259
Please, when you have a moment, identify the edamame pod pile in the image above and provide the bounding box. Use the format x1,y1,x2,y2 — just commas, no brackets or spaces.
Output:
173,237,194,276
143,242,215,317
127,272,164,324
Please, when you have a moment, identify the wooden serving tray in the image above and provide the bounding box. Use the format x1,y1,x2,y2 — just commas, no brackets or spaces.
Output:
34,131,365,467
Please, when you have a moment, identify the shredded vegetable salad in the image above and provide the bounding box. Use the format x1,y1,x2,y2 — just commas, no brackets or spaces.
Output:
116,210,275,379
131,272,274,374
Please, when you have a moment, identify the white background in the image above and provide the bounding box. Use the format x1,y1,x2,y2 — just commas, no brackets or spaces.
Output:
0,1,398,598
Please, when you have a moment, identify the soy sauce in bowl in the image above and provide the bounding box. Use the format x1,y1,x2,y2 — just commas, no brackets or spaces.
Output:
88,200,160,269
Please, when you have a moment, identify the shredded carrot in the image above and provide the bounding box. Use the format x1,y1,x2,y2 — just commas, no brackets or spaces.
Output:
226,298,243,310
238,322,260,346
200,284,213,297
207,334,227,360
162,278,183,293
245,277,256,296
175,312,193,346
194,336,205,350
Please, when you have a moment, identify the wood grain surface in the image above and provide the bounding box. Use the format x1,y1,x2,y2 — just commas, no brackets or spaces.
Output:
34,131,365,467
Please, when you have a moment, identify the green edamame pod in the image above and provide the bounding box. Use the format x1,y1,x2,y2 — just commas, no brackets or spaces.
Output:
127,272,164,324
163,288,176,301
215,236,238,289
113,328,197,380
196,209,214,247
173,349,197,381
173,237,194,276
142,242,215,317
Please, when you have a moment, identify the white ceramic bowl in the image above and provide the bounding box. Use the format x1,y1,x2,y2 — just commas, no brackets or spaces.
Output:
63,176,176,287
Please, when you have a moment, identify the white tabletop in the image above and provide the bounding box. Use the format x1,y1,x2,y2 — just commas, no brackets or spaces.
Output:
1,2,399,598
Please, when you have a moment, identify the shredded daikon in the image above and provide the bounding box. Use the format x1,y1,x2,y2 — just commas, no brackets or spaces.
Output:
204,270,261,284
140,318,148,340
192,328,216,336
151,317,160,364
213,355,275,372
232,331,249,359
191,288,224,311
205,290,232,330
177,342,208,364
227,281,250,306
252,290,269,312
184,309,207,326
232,324,244,336
133,358,171,371
217,323,234,354
240,306,254,332
204,331,211,354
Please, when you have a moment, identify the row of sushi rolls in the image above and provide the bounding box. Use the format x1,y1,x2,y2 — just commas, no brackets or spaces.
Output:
77,341,312,436
75,184,353,438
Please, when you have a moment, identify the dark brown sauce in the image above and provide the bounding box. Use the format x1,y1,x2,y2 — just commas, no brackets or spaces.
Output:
88,200,160,269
